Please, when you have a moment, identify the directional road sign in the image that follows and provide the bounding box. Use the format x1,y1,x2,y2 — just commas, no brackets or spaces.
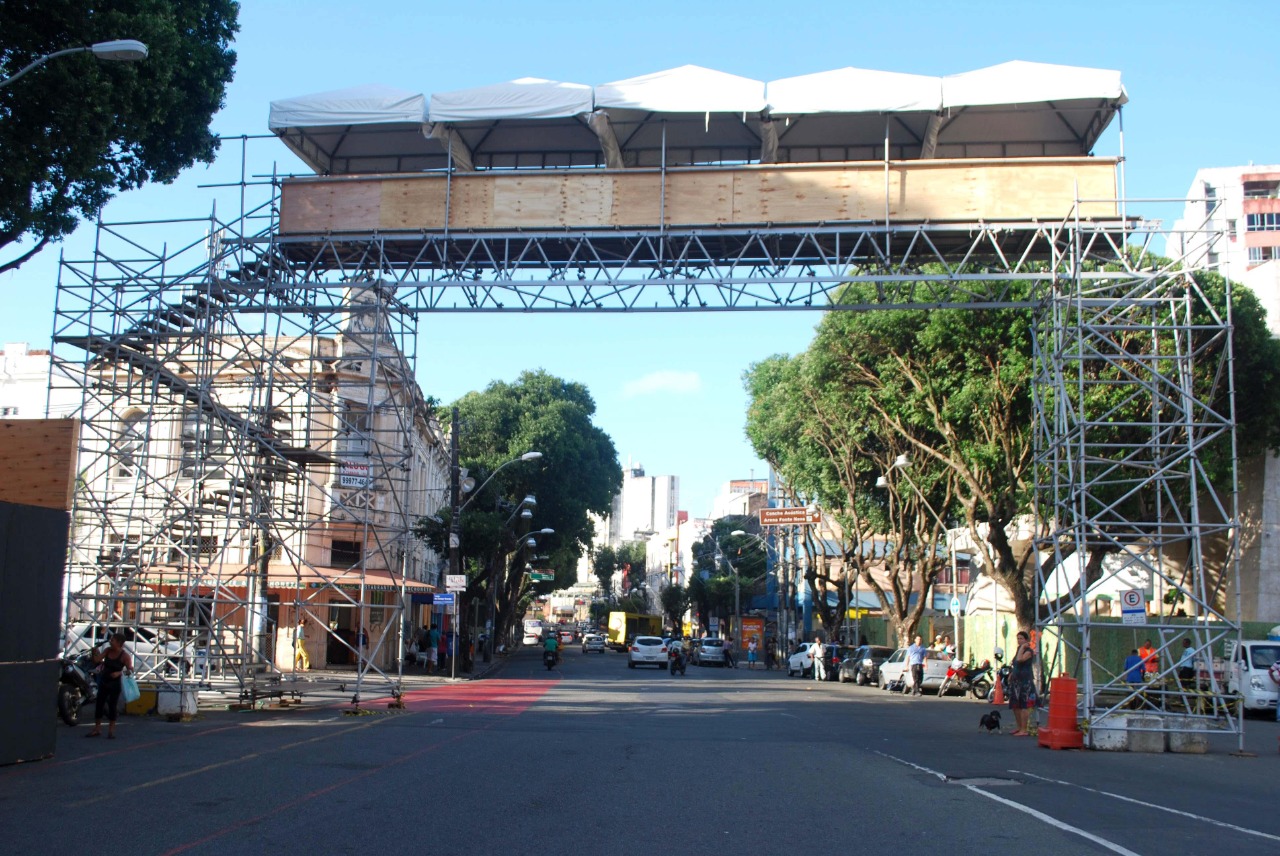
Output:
529,572,554,582
759,506,822,526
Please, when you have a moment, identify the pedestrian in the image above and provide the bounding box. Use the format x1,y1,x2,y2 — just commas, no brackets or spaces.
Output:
357,626,369,654
906,635,927,695
942,634,956,657
812,635,826,681
427,624,441,674
724,635,736,669
294,617,310,671
1176,638,1196,689
86,632,132,739
1008,630,1037,735
765,636,777,670
1138,638,1159,679
438,626,448,671
747,636,759,670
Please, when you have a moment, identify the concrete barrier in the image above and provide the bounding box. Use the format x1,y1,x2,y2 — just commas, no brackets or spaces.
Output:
1127,715,1167,753
1088,713,1129,751
157,688,197,717
1168,718,1209,754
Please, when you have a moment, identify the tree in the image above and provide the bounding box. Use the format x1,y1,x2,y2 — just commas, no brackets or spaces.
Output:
659,583,690,635
746,266,1280,639
0,2,239,272
415,370,621,660
591,544,618,597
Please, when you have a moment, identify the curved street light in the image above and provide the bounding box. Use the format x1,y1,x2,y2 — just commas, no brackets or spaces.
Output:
1,39,149,88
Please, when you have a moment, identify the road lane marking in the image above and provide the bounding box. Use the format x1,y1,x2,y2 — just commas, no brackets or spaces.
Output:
874,751,1139,855
1011,769,1280,844
963,784,1142,856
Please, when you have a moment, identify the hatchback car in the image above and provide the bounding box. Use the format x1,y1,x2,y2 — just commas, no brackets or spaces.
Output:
839,645,895,685
786,642,843,679
628,635,668,668
559,629,575,644
581,633,605,653
64,622,196,677
697,637,727,666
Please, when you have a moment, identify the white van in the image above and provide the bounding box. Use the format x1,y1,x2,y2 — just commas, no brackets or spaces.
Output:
1225,640,1280,712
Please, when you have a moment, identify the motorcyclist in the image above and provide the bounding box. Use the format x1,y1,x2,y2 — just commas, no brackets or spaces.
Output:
543,632,561,665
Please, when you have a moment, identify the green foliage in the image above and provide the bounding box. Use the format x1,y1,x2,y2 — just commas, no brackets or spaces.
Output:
592,544,618,595
0,1,240,271
659,584,690,632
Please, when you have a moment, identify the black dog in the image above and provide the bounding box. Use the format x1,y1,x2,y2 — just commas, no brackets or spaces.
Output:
979,710,1003,733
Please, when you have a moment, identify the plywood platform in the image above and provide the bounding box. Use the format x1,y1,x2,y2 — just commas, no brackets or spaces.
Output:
280,157,1118,236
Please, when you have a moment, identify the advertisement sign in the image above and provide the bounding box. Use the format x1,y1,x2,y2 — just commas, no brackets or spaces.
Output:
339,462,372,488
445,574,467,592
738,616,765,650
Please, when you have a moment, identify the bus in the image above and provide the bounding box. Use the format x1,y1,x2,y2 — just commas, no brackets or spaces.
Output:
522,618,544,646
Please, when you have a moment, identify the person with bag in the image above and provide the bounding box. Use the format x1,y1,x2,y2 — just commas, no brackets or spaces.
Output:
86,632,133,739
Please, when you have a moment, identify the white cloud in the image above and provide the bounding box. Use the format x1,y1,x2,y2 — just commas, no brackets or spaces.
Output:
622,370,702,398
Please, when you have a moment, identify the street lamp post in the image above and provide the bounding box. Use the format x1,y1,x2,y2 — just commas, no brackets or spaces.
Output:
876,453,961,658
1,40,149,87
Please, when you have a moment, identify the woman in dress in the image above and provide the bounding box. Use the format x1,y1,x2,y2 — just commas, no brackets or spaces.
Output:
1007,630,1036,736
87,632,133,739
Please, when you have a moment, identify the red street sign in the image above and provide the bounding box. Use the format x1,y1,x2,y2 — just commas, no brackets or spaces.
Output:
758,507,821,526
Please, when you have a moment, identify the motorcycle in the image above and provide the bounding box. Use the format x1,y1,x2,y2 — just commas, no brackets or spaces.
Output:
936,658,993,699
58,652,98,726
669,647,687,676
543,649,558,670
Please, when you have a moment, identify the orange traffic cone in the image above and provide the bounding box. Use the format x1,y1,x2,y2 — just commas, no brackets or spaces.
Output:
992,674,1004,706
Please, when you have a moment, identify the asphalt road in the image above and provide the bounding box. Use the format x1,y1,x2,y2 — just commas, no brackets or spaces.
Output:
5,646,1278,855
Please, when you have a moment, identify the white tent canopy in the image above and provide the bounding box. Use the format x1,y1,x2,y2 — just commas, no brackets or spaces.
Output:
269,61,1127,175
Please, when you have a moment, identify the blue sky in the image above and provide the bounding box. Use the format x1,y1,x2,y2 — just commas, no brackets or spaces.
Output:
2,0,1276,517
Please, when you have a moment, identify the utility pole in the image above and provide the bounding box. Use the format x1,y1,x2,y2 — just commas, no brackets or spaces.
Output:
448,406,460,678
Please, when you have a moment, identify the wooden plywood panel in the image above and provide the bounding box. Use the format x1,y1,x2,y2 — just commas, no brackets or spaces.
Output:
610,174,662,225
492,174,613,227
0,420,80,511
378,178,448,230
280,180,382,234
448,175,495,229
665,171,734,225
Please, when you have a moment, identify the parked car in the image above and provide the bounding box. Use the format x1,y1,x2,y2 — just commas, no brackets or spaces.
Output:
559,629,575,644
697,637,727,666
839,645,896,685
581,633,606,653
785,642,843,679
64,622,196,677
628,635,668,669
876,647,951,692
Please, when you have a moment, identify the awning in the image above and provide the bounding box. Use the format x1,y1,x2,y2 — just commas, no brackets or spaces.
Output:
130,567,434,594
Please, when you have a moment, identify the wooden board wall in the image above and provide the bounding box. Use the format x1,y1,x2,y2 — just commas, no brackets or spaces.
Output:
0,420,80,511
279,157,1119,235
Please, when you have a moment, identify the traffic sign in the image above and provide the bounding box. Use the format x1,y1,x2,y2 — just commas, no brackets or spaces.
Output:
759,506,822,526
529,572,554,582
1120,588,1146,625
950,596,961,616
434,592,456,605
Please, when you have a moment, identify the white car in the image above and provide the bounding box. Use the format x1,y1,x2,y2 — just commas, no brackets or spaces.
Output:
581,633,606,653
877,647,951,692
627,635,668,668
786,642,822,677
64,622,196,678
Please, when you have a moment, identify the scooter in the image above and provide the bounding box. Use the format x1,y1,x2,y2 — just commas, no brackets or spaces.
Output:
936,658,993,699
58,652,98,726
669,647,687,676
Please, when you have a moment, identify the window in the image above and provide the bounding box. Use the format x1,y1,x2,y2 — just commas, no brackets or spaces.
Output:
1246,213,1280,232
1227,219,1237,238
369,590,387,625
180,410,229,479
1249,246,1279,264
330,539,363,568
0,406,17,416
113,410,147,478
338,401,371,456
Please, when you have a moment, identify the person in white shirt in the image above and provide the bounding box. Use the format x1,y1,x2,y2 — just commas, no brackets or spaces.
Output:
812,635,826,681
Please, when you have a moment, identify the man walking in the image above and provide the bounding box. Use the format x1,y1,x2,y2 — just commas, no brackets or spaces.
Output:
294,617,310,671
812,635,826,681
907,634,927,696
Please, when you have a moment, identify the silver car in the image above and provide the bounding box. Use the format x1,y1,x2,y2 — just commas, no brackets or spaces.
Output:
581,633,605,653
697,637,727,666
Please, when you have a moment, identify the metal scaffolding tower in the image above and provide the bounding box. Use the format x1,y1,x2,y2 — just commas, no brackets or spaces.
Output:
51,149,1237,740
